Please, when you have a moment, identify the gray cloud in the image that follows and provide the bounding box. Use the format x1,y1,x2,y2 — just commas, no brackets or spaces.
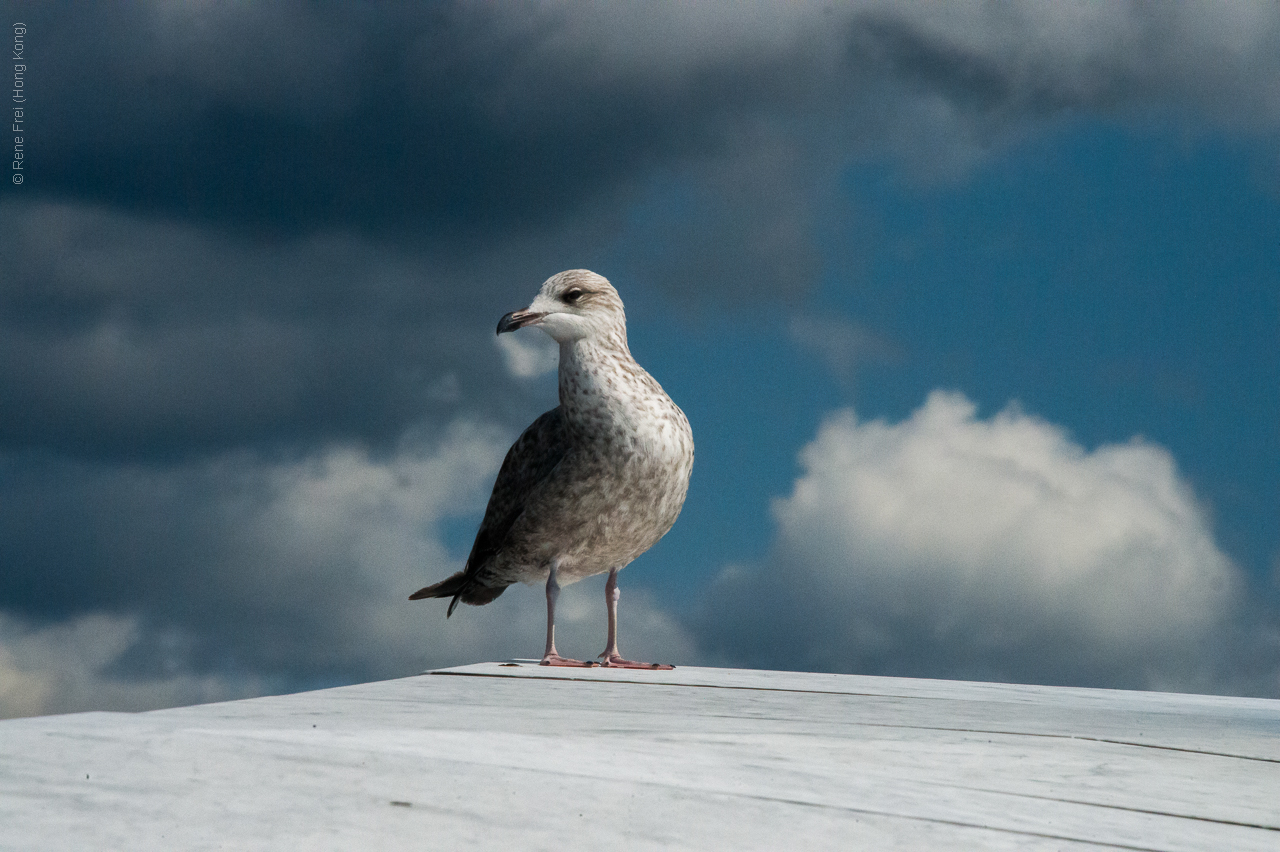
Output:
0,577,695,720
0,199,594,456
0,415,697,719
788,313,904,386
21,2,1280,237
0,419,509,650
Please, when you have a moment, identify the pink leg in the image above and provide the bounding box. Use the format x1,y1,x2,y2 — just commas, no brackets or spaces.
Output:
541,562,592,667
598,568,674,670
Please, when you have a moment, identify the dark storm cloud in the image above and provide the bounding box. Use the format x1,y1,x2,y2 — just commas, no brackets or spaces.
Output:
0,200,549,456
25,2,763,237
10,1,1279,317
24,2,1276,237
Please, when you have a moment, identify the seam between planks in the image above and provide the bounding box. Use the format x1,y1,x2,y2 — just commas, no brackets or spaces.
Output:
909,778,1280,833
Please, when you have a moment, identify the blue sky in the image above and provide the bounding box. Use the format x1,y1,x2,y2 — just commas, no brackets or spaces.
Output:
1,2,1278,716
621,124,1280,595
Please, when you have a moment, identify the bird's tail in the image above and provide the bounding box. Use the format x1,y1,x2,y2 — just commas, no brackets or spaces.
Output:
409,571,507,617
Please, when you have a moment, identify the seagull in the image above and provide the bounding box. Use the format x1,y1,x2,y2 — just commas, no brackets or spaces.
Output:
411,270,694,668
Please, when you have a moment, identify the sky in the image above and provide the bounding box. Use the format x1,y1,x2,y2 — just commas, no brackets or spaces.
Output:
1,1,1278,718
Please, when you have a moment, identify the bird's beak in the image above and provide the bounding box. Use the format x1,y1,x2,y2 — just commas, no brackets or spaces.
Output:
496,309,546,335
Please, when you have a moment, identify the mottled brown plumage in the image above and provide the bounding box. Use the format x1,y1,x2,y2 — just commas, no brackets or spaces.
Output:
411,270,693,667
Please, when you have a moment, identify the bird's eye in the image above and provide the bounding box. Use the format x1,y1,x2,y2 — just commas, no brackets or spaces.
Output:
562,288,584,304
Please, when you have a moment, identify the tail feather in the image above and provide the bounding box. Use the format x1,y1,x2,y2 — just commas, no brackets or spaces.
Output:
409,571,468,601
409,571,507,617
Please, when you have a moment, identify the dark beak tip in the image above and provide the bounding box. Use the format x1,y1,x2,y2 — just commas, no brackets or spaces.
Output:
497,309,544,335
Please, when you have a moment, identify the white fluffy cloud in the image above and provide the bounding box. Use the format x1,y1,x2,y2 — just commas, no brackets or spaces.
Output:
701,391,1252,692
235,419,695,677
0,613,267,719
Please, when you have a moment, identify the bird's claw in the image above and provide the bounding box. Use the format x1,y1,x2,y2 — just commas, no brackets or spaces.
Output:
598,653,674,670
540,653,594,667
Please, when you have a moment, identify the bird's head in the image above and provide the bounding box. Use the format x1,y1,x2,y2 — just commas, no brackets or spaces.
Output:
496,269,627,345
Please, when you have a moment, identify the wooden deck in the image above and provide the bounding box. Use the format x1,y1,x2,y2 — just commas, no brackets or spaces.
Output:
2,662,1277,850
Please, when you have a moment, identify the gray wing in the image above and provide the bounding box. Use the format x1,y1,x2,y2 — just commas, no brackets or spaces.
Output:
409,406,569,613
464,406,570,581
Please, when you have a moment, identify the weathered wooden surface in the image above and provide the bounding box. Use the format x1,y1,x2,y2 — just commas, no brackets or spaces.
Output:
1,662,1277,851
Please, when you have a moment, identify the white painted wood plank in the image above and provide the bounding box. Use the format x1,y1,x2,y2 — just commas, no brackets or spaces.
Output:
439,661,1280,761
1,664,1276,851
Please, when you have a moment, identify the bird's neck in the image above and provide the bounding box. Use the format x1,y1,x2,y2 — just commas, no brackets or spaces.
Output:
558,334,644,425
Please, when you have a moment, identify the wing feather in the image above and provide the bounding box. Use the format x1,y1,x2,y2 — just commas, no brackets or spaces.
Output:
464,406,569,582
409,407,569,611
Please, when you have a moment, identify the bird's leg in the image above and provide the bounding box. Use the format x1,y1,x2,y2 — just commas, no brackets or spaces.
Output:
599,567,674,670
599,567,622,661
541,561,589,667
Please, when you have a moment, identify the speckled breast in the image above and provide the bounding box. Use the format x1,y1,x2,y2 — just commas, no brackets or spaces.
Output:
500,400,693,585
